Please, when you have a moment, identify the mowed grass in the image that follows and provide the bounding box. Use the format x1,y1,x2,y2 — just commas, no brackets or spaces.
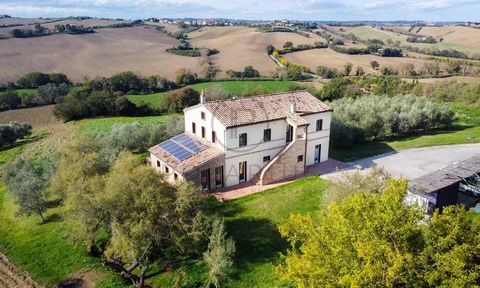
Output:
76,115,172,134
220,176,328,287
331,103,480,162
0,88,36,96
127,80,299,108
0,184,127,287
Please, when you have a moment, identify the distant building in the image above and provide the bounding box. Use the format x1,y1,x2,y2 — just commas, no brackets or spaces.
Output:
406,156,480,214
149,91,332,191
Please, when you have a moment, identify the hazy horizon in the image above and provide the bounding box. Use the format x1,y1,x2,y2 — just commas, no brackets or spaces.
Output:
1,0,479,22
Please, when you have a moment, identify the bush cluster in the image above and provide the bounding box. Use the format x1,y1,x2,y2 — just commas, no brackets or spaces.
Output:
0,121,32,148
330,94,454,148
406,36,436,44
226,66,261,79
17,72,71,88
54,24,94,34
162,87,200,113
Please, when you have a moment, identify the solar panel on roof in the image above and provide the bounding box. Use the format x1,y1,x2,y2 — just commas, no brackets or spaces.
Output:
158,133,207,161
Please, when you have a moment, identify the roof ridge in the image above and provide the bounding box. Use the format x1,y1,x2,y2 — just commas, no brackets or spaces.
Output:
204,90,308,104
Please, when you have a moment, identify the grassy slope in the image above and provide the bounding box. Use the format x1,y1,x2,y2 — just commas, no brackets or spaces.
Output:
75,115,171,134
0,88,36,96
127,80,297,108
0,184,127,287
331,103,480,162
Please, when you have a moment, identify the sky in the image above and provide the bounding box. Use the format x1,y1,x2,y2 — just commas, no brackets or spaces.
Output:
1,0,479,21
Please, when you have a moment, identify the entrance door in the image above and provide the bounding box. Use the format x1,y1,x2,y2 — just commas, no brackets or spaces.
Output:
201,169,210,191
286,125,293,144
239,161,247,183
314,144,321,163
215,166,224,188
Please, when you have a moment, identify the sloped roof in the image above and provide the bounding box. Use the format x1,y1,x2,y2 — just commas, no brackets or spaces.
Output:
202,91,331,128
409,155,480,194
149,132,224,174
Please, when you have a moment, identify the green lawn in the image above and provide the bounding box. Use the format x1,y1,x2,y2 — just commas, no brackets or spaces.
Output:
0,184,127,287
76,115,172,134
331,103,480,162
127,80,299,108
0,88,36,96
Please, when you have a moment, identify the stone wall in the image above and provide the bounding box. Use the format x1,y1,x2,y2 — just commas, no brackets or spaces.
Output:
260,138,306,185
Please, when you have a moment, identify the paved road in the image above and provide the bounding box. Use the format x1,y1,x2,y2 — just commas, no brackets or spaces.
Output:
323,143,480,180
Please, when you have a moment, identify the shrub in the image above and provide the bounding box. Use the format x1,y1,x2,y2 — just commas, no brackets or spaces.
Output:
0,90,21,110
175,68,198,85
0,121,32,148
17,72,71,88
162,87,200,113
380,48,403,57
315,66,337,78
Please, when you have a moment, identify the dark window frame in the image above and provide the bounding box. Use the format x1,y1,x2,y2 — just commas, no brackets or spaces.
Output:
212,131,216,143
156,160,161,167
297,155,304,162
165,166,169,173
201,126,205,138
263,156,271,162
263,129,271,142
239,133,247,147
201,111,206,120
316,119,323,131
192,122,196,134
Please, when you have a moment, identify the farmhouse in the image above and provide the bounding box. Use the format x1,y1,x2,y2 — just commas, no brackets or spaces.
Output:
149,91,332,191
406,155,480,214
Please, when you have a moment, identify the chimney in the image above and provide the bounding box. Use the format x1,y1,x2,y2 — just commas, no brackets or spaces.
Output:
289,102,296,113
200,89,205,104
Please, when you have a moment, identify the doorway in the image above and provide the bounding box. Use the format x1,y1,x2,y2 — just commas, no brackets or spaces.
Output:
239,161,247,183
314,144,321,163
201,169,210,191
286,125,293,144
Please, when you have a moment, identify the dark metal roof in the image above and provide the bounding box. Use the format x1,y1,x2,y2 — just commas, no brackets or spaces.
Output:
409,155,480,194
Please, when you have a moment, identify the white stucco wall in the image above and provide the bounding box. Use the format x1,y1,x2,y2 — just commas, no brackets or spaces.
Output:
184,105,226,151
303,111,331,166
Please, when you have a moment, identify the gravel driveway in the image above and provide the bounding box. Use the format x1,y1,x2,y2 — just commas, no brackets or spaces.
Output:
323,143,480,180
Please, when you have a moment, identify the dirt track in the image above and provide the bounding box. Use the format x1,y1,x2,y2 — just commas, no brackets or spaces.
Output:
0,253,38,288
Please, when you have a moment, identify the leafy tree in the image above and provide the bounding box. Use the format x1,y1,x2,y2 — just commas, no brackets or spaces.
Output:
355,66,365,76
277,180,480,288
17,72,70,88
283,41,294,49
370,60,380,70
204,218,236,288
0,121,32,148
106,71,142,93
343,62,353,76
242,66,260,78
162,87,200,113
175,68,197,85
200,60,220,80
266,44,275,55
319,77,351,100
0,90,21,110
4,158,56,222
315,66,337,79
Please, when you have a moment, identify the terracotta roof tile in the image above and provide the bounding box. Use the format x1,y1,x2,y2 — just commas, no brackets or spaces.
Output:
203,91,331,128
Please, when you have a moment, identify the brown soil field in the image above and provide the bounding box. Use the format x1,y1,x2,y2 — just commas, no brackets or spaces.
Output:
0,252,38,288
285,48,427,74
0,105,60,128
416,26,480,48
189,26,323,76
0,26,200,84
40,19,131,29
0,17,55,26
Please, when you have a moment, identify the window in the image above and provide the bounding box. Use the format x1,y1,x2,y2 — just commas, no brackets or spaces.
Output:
156,160,161,167
201,111,206,120
263,156,271,162
192,122,196,134
239,133,247,147
174,173,178,180
297,155,304,162
316,119,323,131
165,166,169,173
201,169,210,190
263,129,271,142
215,166,223,188
201,126,205,138
212,131,216,143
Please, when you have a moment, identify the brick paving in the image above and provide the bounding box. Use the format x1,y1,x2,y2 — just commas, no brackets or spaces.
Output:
211,158,349,201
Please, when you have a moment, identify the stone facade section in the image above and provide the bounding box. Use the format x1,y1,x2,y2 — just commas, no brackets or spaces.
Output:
260,138,306,185
184,154,226,189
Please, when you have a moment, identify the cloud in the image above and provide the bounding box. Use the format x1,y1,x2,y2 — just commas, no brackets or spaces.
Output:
1,0,479,20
